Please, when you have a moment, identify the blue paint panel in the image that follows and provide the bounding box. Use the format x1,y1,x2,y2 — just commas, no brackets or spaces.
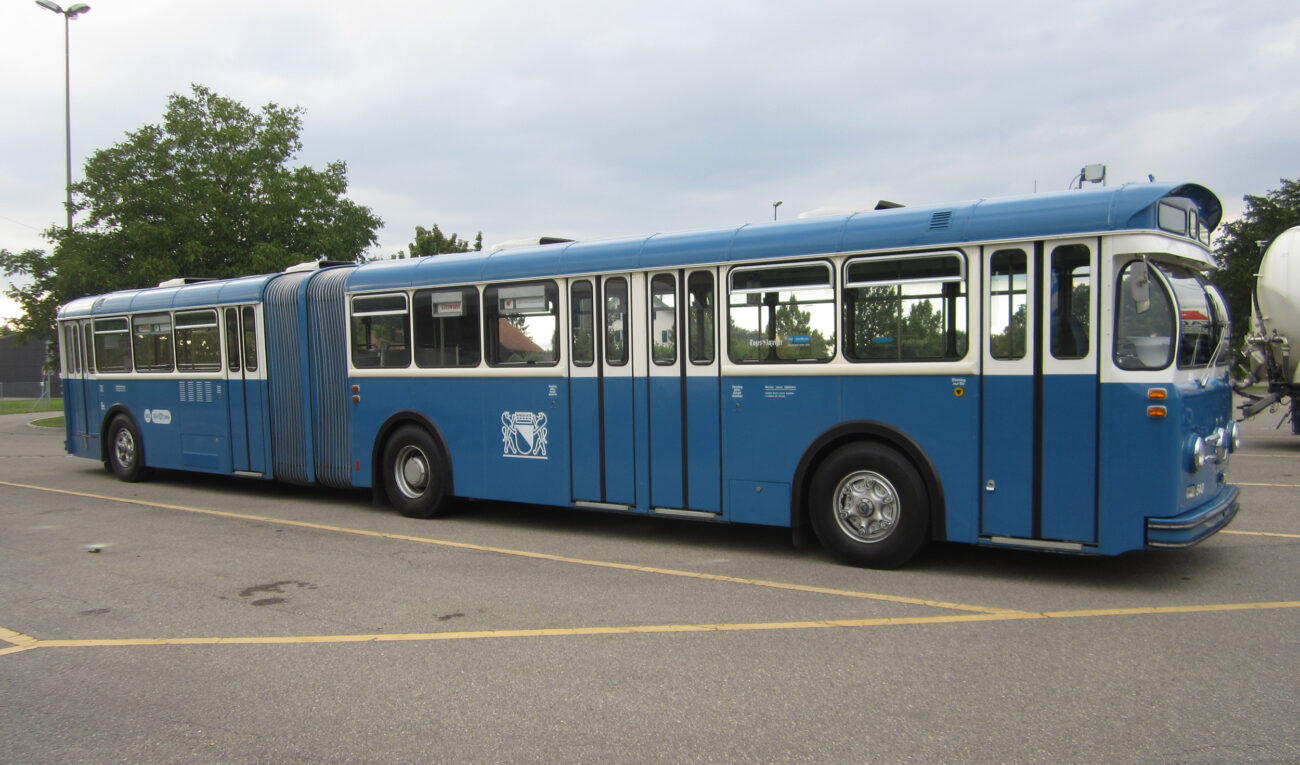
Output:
727,479,789,526
721,374,978,530
349,376,570,507
245,379,269,473
1096,380,1236,554
980,375,1035,538
648,376,684,508
603,376,637,506
227,376,250,470
569,377,601,501
1041,375,1098,542
685,376,722,512
1097,383,1181,552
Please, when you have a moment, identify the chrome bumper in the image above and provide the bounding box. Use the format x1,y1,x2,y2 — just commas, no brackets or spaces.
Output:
1146,485,1240,549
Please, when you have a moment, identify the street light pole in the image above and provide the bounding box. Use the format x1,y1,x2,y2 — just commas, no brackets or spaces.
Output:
772,200,782,221
35,1,91,234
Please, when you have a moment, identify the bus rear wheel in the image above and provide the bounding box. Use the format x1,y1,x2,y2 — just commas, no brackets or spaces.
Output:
105,415,150,483
382,425,450,518
809,443,929,568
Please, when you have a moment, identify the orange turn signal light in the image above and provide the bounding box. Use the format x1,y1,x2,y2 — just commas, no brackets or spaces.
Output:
1147,388,1167,400
1147,405,1167,418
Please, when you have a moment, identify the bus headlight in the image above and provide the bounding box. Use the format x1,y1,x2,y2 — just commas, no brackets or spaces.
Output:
1228,421,1241,452
1189,436,1207,471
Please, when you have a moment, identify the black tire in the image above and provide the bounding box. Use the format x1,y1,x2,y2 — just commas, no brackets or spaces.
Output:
809,442,929,569
105,414,150,483
381,425,450,518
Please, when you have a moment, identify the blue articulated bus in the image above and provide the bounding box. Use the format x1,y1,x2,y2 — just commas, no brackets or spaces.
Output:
57,182,1239,567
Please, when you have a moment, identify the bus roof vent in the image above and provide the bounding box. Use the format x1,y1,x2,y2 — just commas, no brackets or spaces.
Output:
491,236,576,251
156,277,217,288
929,210,953,230
284,260,353,273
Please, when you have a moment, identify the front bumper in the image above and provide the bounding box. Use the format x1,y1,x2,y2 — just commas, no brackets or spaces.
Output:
1146,485,1240,549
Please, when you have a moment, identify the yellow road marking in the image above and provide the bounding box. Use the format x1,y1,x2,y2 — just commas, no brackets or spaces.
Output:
0,479,1020,616
4,601,1298,652
1232,482,1300,488
1222,529,1300,539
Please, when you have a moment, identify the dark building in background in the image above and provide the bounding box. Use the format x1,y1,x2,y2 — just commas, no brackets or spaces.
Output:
0,334,61,399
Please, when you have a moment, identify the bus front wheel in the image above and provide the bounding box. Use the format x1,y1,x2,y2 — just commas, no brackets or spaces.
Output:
382,425,450,519
105,415,150,483
809,443,929,568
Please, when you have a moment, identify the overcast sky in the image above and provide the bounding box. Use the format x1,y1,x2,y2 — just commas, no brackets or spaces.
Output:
3,0,1298,321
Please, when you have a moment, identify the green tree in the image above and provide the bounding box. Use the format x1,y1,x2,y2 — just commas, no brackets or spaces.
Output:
1,84,381,342
392,225,482,258
1212,178,1300,345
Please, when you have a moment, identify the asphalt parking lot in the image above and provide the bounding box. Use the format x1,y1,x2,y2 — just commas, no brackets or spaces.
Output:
1,408,1297,764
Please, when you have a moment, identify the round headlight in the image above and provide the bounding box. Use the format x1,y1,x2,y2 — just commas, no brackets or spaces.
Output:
1190,436,1207,471
1228,421,1241,452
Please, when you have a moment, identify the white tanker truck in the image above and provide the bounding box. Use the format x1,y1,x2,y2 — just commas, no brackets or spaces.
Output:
1238,226,1300,432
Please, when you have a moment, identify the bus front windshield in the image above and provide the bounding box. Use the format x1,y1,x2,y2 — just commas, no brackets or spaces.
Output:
1114,260,1228,371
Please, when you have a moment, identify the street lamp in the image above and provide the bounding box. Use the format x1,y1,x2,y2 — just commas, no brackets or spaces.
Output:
772,200,782,221
35,0,91,234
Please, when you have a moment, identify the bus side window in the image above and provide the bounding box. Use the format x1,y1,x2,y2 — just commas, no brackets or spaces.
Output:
651,274,677,365
485,281,559,366
1050,244,1091,360
989,249,1028,360
175,310,221,372
350,294,410,369
842,253,967,362
93,318,131,372
687,271,715,364
225,308,241,373
571,281,594,366
727,262,835,363
605,278,628,366
413,286,481,368
241,306,258,372
132,313,174,373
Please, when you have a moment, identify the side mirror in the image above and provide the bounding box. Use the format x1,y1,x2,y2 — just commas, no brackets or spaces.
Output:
1130,261,1151,314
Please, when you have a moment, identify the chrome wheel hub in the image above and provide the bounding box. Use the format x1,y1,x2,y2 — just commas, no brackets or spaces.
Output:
832,470,899,543
395,445,429,499
114,428,135,468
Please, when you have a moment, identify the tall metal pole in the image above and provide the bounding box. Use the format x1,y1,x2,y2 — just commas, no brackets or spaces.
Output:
62,11,73,233
35,1,90,233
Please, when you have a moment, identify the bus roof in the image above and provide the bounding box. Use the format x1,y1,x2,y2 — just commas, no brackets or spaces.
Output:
59,272,284,319
56,182,1219,318
346,182,1220,292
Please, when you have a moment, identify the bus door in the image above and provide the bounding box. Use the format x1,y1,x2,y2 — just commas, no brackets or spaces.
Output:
63,321,94,454
981,241,1098,544
646,269,722,513
569,275,637,507
224,306,266,474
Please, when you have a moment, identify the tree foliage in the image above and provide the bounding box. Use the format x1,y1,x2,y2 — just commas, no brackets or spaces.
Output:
392,225,482,258
1212,178,1300,343
1,84,381,342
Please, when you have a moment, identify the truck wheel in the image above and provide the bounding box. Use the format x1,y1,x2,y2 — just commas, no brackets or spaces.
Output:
809,443,929,568
382,425,450,518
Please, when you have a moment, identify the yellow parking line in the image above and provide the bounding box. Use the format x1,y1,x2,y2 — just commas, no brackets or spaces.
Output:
5,601,1298,652
1232,482,1300,488
0,480,1020,616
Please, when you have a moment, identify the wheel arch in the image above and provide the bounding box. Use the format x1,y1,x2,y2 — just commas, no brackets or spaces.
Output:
791,420,947,544
370,410,455,504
